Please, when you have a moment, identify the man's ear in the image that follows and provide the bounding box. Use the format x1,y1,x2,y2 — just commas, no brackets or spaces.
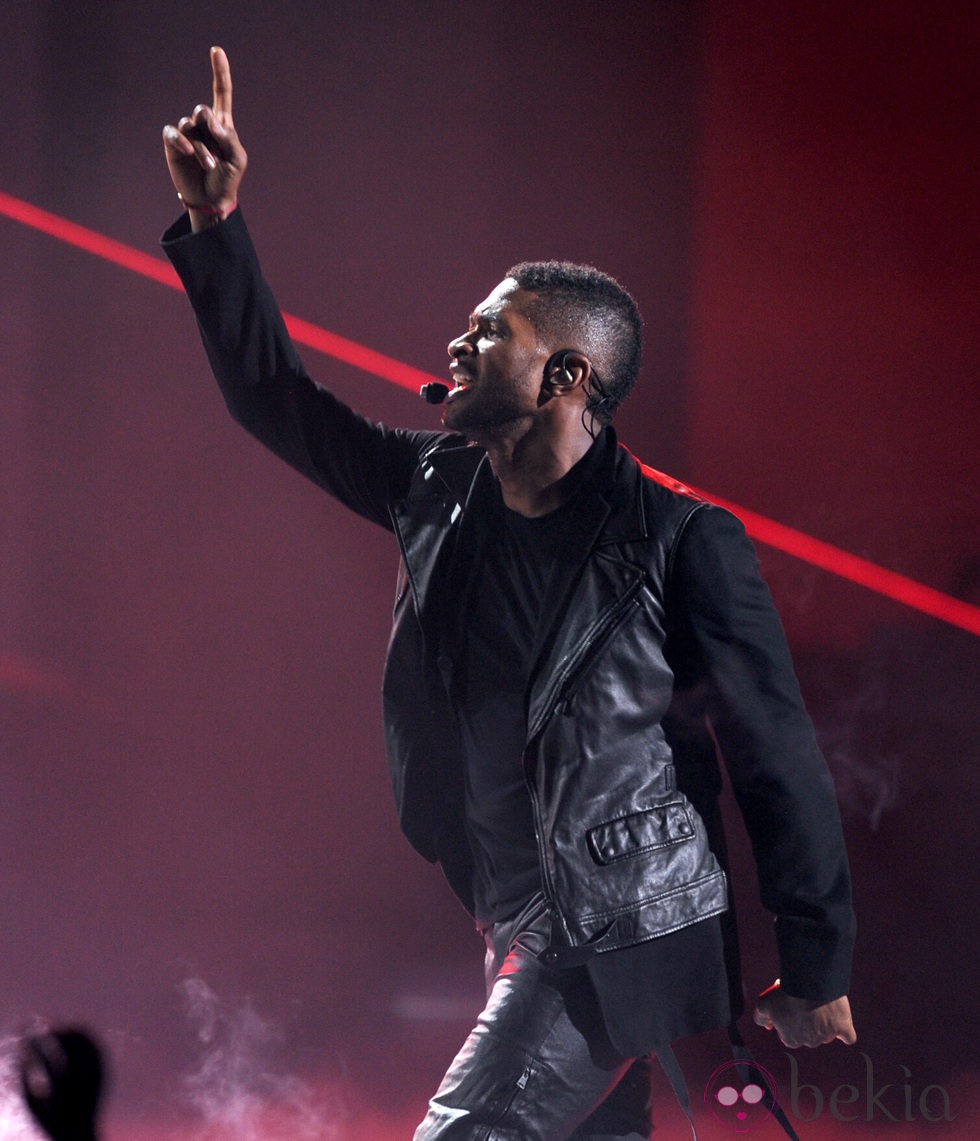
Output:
544,351,592,395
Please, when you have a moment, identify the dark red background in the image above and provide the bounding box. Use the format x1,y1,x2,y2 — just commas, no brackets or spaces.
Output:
1,2,976,1136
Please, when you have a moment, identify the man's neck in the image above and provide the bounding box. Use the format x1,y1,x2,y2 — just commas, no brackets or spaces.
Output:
483,421,597,517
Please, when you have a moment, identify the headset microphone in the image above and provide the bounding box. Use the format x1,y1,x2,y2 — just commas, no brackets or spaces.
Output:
419,382,451,404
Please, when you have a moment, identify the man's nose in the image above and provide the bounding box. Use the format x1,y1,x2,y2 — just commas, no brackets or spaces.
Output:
447,333,475,358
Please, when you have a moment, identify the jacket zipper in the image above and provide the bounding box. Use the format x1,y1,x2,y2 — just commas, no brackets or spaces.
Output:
524,578,645,939
527,579,644,743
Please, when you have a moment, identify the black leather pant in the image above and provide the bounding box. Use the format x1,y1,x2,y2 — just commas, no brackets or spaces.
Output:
414,894,652,1140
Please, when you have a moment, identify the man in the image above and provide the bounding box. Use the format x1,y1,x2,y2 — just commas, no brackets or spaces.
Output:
162,48,856,1139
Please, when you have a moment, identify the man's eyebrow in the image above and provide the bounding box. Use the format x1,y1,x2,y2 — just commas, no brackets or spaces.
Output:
470,305,508,325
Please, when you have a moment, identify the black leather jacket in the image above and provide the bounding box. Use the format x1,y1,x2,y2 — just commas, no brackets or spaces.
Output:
163,208,855,1014
385,432,729,958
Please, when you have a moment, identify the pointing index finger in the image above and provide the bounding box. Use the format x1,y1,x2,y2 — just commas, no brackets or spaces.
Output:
210,45,233,124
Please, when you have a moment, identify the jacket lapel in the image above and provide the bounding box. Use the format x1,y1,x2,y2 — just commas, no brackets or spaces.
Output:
525,441,649,740
390,442,486,634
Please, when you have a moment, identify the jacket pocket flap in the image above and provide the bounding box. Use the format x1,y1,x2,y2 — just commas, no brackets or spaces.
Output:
587,802,695,865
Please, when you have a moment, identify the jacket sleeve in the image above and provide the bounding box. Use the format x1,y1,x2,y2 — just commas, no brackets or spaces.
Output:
666,502,856,1002
161,209,445,531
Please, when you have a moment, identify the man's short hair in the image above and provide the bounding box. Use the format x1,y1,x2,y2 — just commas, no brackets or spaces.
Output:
505,260,643,424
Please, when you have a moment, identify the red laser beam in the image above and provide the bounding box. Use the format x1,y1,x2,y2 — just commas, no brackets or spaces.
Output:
0,191,434,394
0,190,183,290
693,491,980,637
2,190,977,637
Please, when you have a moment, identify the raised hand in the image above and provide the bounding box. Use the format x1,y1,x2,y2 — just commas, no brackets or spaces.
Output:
163,46,247,228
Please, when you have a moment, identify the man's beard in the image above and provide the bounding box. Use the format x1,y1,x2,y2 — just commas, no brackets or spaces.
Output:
441,385,534,439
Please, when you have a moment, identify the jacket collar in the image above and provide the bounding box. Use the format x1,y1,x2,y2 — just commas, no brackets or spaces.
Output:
418,427,649,549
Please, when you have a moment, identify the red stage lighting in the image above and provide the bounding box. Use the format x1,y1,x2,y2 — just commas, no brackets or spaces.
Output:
2,191,977,638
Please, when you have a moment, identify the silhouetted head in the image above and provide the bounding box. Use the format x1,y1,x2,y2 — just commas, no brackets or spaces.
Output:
20,1026,105,1141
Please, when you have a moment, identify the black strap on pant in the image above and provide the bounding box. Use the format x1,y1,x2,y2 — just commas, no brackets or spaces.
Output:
656,1042,698,1140
726,1022,801,1141
655,1022,801,1141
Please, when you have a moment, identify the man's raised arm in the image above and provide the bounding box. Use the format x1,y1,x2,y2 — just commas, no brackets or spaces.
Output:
159,48,444,530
